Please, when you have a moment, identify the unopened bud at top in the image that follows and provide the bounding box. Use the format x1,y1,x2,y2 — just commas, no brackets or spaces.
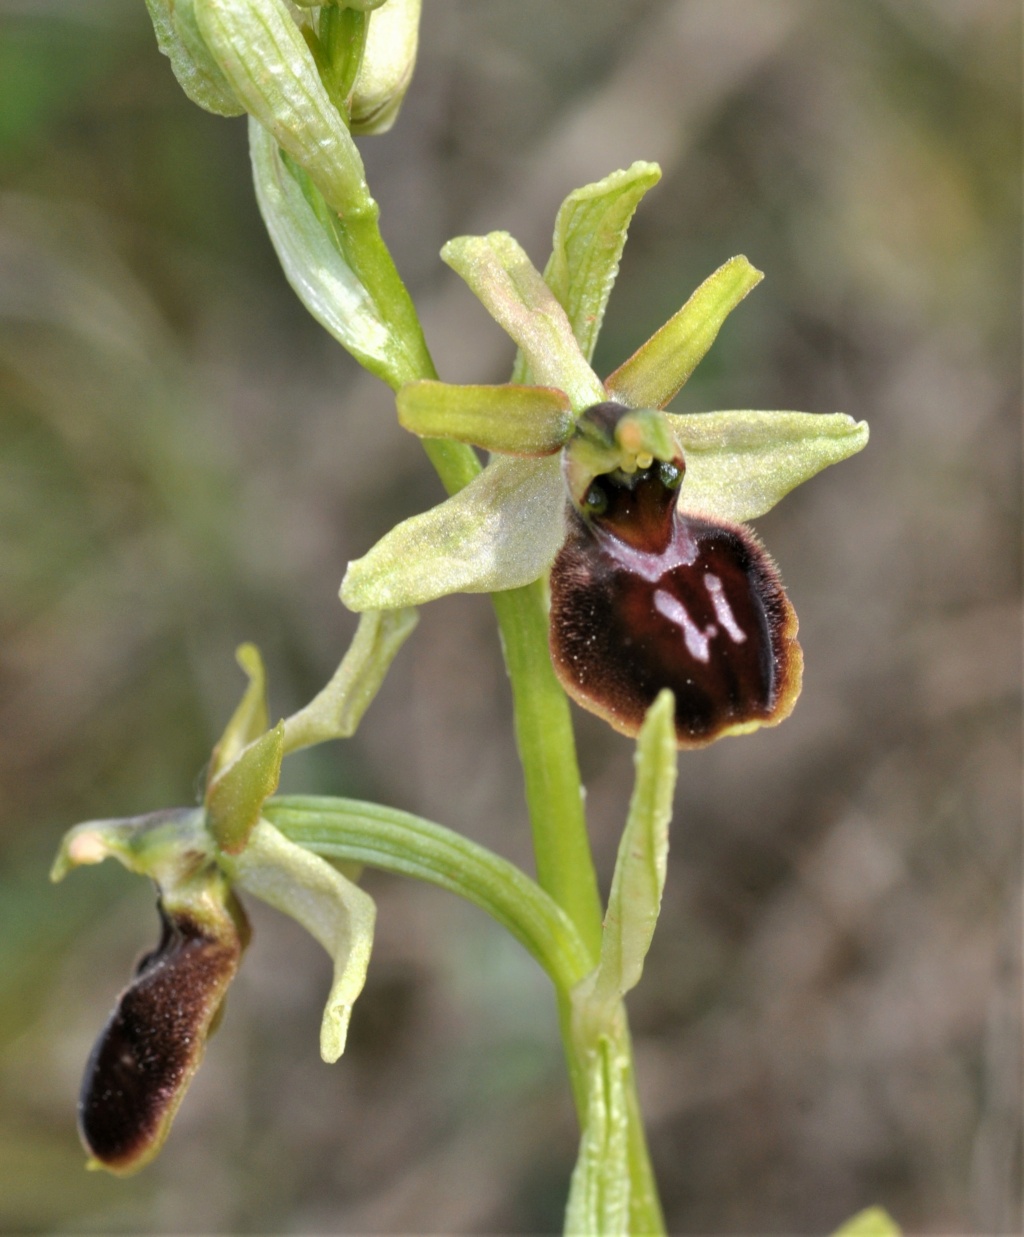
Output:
348,0,421,134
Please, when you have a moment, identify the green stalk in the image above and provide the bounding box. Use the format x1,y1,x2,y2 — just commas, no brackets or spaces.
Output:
489,582,603,959
301,146,663,1232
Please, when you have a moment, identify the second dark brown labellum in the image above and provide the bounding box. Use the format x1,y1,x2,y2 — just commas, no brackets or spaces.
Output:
549,442,802,747
78,896,245,1175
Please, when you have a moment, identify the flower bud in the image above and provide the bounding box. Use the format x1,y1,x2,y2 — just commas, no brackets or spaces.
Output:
348,0,420,135
549,402,802,747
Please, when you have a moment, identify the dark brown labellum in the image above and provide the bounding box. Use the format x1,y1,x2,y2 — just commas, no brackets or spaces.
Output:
550,451,802,747
79,896,245,1175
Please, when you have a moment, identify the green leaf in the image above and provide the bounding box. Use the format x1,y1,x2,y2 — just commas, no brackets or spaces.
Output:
206,722,285,854
208,642,270,785
565,1036,630,1237
250,119,401,384
832,1207,902,1237
574,691,676,1037
667,409,870,523
225,819,375,1062
341,455,565,609
605,256,763,410
144,0,244,116
282,608,418,754
196,0,374,222
441,233,605,411
514,161,662,383
398,380,574,456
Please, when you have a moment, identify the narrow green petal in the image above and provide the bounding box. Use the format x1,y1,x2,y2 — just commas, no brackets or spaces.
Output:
208,642,270,785
565,1036,630,1237
605,256,763,410
667,410,870,523
226,820,376,1063
282,608,418,753
196,0,373,221
441,233,605,411
250,120,398,383
397,380,573,456
514,161,662,382
144,0,244,116
340,455,565,610
206,722,285,854
573,691,676,1036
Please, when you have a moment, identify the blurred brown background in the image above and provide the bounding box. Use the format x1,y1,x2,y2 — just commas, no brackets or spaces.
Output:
0,1,1020,1233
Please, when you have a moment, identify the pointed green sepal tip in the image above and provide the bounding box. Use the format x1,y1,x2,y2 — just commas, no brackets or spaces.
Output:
397,380,574,457
605,255,763,411
206,720,286,854
208,643,270,786
225,820,376,1062
668,409,869,524
520,159,662,377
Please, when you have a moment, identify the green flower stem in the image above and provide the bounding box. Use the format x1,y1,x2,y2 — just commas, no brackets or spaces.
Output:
294,142,662,1226
489,582,603,959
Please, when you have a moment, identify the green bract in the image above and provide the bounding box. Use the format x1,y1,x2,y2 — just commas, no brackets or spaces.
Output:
340,170,868,613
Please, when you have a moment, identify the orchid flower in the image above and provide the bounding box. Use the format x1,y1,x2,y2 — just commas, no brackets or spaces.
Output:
340,165,868,745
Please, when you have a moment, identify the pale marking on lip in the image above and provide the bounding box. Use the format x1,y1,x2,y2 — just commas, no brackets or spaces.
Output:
704,573,747,643
654,588,716,663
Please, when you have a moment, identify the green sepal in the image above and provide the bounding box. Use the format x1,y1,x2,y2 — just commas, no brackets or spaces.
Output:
832,1207,902,1237
250,121,402,386
206,722,285,854
605,256,763,410
208,643,269,786
282,608,418,754
513,161,662,383
564,1035,630,1237
196,0,374,222
348,0,420,135
397,380,574,457
341,455,565,610
51,808,209,893
573,691,676,1039
144,0,244,116
224,819,376,1062
441,233,605,411
668,409,870,523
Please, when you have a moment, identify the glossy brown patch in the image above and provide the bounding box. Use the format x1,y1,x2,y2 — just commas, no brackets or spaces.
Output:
79,898,245,1175
550,461,802,747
